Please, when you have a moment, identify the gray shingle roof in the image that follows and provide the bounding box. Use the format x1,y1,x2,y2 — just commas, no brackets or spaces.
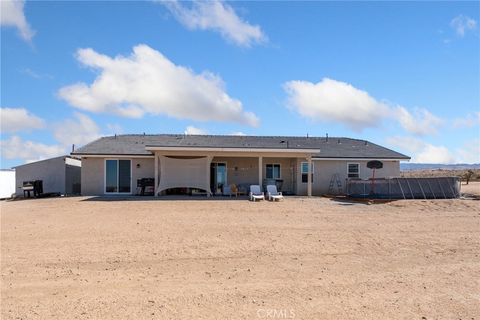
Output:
72,134,410,160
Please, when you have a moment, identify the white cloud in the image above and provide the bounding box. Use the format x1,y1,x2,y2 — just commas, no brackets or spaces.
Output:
0,107,45,133
453,112,480,128
229,131,246,136
450,15,477,37
0,0,35,42
20,68,53,80
106,123,123,135
161,0,266,47
184,126,208,135
0,113,105,164
53,112,102,147
58,44,259,127
415,144,455,164
183,127,248,135
386,136,455,164
0,135,65,163
394,106,443,135
284,78,443,134
386,136,425,154
455,138,480,164
284,78,390,131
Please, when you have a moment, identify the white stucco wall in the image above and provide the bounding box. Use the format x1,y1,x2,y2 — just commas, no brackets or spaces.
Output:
81,157,154,196
80,157,103,196
65,159,82,194
296,159,401,195
212,157,258,187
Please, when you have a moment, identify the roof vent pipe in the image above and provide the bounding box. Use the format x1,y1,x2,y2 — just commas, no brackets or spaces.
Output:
326,133,328,142
72,144,75,152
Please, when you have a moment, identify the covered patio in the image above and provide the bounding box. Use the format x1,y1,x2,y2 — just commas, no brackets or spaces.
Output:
146,146,320,197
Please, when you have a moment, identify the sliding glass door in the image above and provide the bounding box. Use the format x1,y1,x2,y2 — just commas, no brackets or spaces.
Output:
105,159,131,193
105,160,118,192
210,162,227,193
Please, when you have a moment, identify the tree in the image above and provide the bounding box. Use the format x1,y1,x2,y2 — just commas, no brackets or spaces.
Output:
464,170,474,185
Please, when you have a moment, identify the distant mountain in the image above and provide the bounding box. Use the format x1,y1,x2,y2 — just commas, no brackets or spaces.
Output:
401,163,480,171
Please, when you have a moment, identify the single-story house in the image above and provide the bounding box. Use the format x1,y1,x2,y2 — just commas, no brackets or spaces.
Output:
14,156,82,197
72,134,410,197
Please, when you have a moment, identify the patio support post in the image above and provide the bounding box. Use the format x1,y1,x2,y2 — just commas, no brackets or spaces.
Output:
258,156,263,189
307,156,312,197
154,152,159,196
206,155,213,197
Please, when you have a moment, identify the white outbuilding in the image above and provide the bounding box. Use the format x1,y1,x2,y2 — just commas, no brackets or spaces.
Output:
14,156,81,197
0,169,16,199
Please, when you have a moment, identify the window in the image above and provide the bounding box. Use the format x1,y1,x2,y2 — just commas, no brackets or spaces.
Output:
266,164,281,179
301,162,314,183
105,159,131,193
347,163,360,178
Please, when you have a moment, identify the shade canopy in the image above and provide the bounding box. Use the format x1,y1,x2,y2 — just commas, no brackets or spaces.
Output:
157,155,211,194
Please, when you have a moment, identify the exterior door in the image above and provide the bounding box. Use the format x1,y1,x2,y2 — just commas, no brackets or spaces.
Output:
210,162,227,194
105,159,131,193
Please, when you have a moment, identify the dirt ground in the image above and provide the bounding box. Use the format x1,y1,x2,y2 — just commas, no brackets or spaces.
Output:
1,183,479,319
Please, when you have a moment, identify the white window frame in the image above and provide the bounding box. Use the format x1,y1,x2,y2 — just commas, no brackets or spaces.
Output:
104,159,133,194
347,162,360,179
265,163,281,179
300,161,314,183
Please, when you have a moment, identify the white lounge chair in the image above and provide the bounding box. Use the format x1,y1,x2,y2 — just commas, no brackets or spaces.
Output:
249,185,265,201
267,185,284,201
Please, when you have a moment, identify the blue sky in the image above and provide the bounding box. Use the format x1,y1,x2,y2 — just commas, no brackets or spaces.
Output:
1,0,479,168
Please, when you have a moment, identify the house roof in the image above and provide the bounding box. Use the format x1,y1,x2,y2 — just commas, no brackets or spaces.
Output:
72,134,410,160
12,155,81,169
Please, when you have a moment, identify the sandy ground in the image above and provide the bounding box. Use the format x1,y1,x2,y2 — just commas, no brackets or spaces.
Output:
460,181,480,198
1,183,479,319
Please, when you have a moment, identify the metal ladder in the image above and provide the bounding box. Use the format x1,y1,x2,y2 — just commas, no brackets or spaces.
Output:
328,173,343,195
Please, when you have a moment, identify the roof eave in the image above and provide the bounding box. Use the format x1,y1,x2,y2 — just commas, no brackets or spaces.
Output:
70,153,154,158
313,156,410,161
144,146,321,153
